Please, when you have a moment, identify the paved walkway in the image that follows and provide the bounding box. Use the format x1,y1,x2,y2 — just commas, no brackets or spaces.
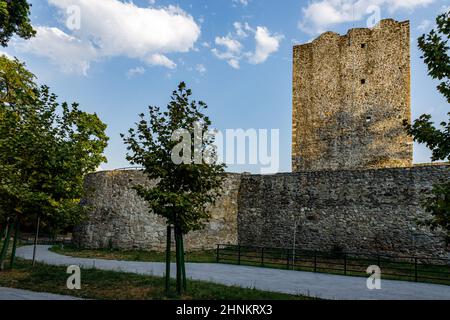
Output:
0,287,81,300
16,245,450,300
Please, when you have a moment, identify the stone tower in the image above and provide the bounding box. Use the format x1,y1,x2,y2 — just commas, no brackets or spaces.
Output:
292,19,413,172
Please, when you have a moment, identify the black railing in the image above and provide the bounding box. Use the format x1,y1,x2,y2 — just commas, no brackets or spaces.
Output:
216,244,450,285
19,233,72,246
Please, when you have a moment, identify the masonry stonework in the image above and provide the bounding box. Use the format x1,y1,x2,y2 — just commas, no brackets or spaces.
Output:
292,19,412,172
73,170,241,251
74,165,449,258
238,165,449,258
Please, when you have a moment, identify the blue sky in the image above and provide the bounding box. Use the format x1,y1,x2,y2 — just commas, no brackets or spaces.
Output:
1,0,449,173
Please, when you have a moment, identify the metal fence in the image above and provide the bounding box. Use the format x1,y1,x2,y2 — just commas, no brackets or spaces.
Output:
216,244,450,285
19,233,72,246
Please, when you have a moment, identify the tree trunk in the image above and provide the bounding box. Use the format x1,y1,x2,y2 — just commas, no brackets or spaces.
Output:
165,224,171,294
0,222,12,270
180,232,187,291
32,214,41,267
175,225,182,295
0,222,6,242
10,219,19,269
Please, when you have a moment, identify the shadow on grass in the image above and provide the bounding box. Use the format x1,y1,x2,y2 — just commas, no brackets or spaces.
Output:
0,259,313,300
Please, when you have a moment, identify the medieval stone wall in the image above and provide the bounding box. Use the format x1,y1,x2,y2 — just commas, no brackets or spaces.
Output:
73,170,241,251
74,165,449,258
292,19,412,172
238,165,449,258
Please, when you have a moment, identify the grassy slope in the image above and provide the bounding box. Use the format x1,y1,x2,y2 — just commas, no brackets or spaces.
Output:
51,245,217,263
0,259,311,300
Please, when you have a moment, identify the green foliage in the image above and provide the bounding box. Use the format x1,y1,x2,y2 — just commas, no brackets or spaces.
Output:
404,10,450,241
0,56,109,233
122,82,224,294
405,113,450,162
122,82,225,234
418,10,450,102
420,181,450,242
404,9,450,161
0,0,35,47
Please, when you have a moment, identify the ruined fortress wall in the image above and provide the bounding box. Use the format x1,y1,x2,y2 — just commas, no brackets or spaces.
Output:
73,171,241,251
238,165,449,258
292,19,412,172
74,165,449,258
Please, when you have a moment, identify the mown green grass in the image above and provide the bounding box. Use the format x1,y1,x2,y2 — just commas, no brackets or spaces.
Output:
0,259,312,300
51,244,217,263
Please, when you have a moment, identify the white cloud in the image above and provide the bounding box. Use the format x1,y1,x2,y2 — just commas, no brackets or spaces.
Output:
299,0,434,35
15,26,97,75
389,0,433,11
145,53,177,69
196,64,207,74
212,35,243,68
417,19,431,31
248,27,283,64
228,59,240,69
212,23,282,69
14,0,200,74
232,0,250,7
127,66,146,78
215,35,243,53
211,48,233,60
233,22,253,38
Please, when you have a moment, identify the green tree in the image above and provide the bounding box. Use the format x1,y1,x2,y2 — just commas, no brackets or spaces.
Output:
404,10,450,242
0,56,109,269
0,0,35,47
122,82,225,295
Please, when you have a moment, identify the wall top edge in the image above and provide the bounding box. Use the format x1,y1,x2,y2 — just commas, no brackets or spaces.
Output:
87,163,448,179
293,19,409,48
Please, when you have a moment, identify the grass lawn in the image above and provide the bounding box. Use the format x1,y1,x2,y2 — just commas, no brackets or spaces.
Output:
0,259,311,300
51,244,217,263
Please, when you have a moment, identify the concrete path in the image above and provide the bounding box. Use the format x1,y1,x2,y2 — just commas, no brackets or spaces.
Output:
17,245,450,300
0,287,81,300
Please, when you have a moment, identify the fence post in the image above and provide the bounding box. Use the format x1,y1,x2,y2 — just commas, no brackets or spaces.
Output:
238,245,241,265
344,253,347,276
314,251,317,273
292,247,296,271
216,244,220,263
414,258,418,282
286,249,290,269
261,247,264,267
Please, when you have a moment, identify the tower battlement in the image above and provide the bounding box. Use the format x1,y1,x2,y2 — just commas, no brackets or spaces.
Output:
292,19,412,171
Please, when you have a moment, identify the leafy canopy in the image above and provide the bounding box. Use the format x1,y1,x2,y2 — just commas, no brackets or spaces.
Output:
0,56,109,232
404,10,450,241
0,0,35,47
122,82,225,234
405,10,450,162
